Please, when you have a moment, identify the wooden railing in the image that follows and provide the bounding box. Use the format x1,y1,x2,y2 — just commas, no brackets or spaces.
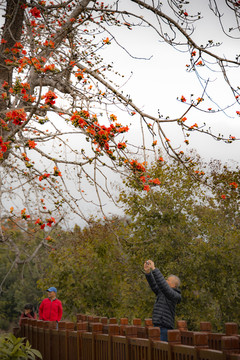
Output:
14,315,240,360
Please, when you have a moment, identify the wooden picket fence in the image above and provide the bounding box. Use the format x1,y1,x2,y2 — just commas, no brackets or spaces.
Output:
15,315,240,360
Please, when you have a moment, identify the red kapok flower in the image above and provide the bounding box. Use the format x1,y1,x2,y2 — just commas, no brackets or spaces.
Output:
5,109,27,125
230,182,238,189
149,178,161,185
53,166,62,176
103,37,110,44
46,217,56,227
28,140,37,149
21,208,30,220
29,7,41,18
110,114,117,121
39,173,50,181
117,142,127,149
41,90,57,105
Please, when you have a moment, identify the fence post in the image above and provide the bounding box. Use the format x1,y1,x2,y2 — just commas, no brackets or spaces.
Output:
19,318,27,338
146,326,160,341
77,321,88,360
133,318,142,326
92,323,103,334
221,336,240,355
100,317,108,324
200,322,212,332
177,320,188,331
36,320,45,359
109,317,118,324
108,324,120,335
168,329,181,344
124,325,138,339
76,314,88,322
77,321,88,332
144,318,153,327
31,319,38,351
192,332,209,348
100,317,108,334
43,321,54,360
67,328,79,360
58,321,75,360
225,323,239,336
120,318,128,335
28,318,36,346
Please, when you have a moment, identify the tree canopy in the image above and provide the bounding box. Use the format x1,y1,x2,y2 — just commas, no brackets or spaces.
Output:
0,0,240,317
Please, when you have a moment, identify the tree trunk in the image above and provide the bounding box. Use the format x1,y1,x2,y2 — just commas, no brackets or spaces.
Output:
0,0,26,111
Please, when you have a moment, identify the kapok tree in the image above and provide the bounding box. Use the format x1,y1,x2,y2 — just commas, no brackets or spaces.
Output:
0,0,239,282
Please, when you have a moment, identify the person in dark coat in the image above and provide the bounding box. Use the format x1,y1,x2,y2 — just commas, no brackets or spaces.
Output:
144,259,181,342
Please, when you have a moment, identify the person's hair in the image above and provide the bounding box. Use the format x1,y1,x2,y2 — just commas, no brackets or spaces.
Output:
24,303,34,311
168,275,181,288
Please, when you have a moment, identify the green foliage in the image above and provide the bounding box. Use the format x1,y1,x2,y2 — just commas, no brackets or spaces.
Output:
0,333,42,360
37,217,129,319
0,220,49,329
118,155,240,331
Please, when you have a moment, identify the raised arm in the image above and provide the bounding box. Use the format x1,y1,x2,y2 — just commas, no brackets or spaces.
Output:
144,260,159,295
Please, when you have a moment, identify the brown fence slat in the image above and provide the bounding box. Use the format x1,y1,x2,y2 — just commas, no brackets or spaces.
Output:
208,334,225,351
44,327,51,360
111,335,128,360
94,333,109,360
170,344,197,360
197,348,227,360
59,329,68,360
68,331,79,360
152,341,169,360
128,337,151,360
50,328,60,360
81,332,94,360
37,325,45,360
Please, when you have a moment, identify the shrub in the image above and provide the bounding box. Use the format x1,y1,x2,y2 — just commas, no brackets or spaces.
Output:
0,333,42,360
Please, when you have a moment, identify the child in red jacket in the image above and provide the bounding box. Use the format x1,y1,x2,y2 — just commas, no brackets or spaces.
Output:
19,304,37,325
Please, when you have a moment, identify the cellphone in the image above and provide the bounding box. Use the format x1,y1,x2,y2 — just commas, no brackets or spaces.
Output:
146,261,150,265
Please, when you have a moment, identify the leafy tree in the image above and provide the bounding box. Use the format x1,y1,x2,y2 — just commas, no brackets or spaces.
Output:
0,219,50,329
118,155,240,331
37,217,130,319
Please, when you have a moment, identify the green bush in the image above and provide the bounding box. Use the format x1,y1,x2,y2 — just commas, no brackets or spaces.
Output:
0,318,10,331
0,333,42,360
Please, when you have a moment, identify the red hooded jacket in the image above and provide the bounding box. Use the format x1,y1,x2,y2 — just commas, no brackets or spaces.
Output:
39,298,63,321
